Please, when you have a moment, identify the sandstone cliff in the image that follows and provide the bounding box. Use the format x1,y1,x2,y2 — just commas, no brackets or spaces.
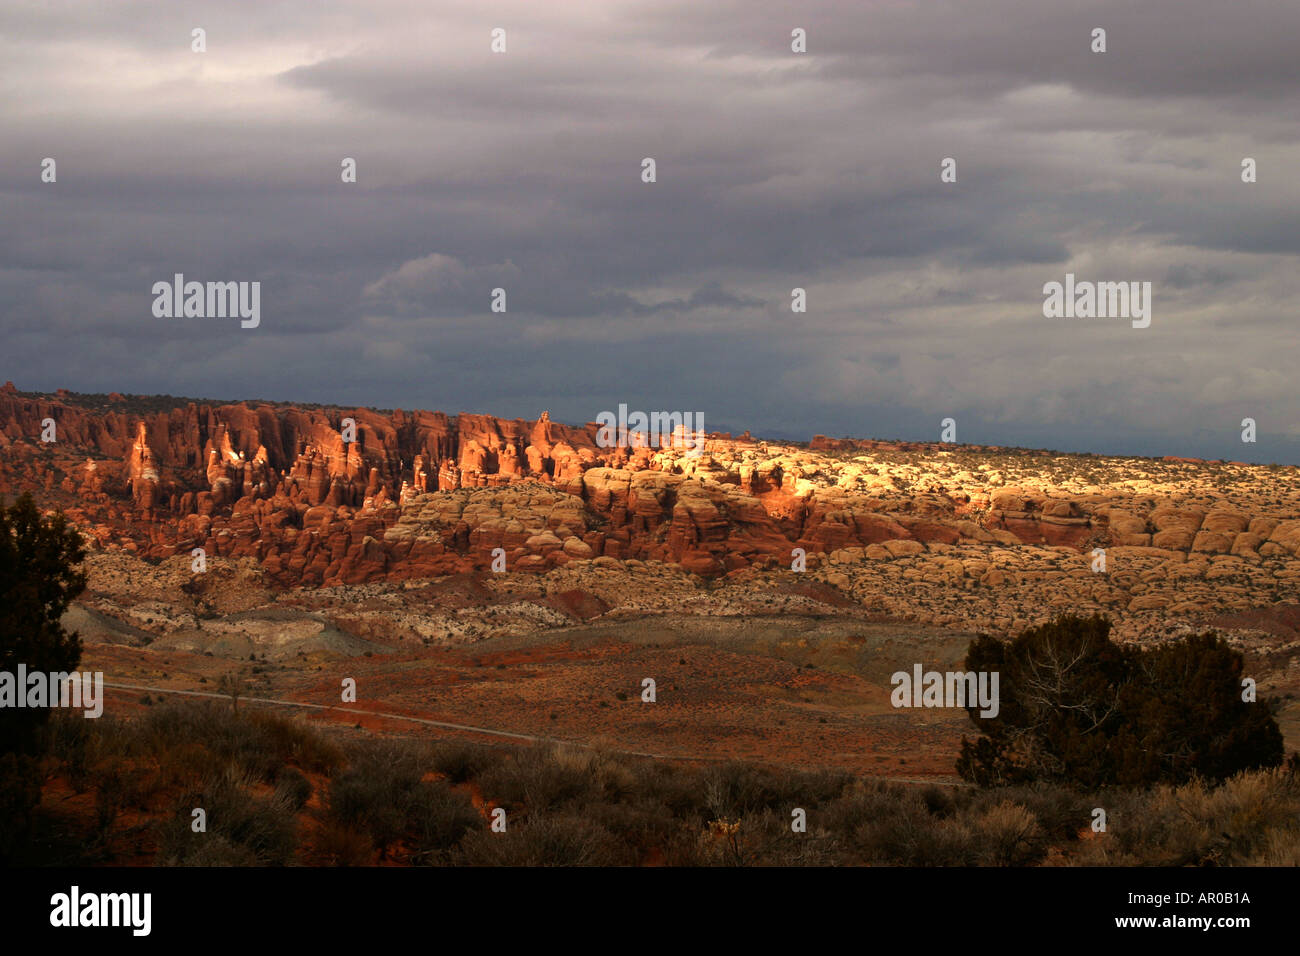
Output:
3,383,1300,607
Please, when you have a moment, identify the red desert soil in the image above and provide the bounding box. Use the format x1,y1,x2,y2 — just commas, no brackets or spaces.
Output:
82,627,970,781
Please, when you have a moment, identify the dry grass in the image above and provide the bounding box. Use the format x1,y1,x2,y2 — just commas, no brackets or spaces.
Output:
15,702,1300,866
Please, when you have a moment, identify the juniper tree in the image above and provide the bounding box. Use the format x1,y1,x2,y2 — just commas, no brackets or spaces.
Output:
957,613,1284,788
0,493,86,860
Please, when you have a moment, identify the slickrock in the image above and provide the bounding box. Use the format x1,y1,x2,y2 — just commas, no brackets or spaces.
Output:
3,385,1299,639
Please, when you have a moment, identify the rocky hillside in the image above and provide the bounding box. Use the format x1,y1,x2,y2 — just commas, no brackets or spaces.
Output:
3,382,1299,640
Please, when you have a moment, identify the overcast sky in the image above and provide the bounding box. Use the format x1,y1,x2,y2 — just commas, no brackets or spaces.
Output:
3,0,1298,463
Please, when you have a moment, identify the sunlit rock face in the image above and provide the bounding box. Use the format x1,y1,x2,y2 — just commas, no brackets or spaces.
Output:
4,387,1300,631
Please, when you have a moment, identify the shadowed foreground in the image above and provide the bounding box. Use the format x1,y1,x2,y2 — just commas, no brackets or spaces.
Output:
14,701,1300,867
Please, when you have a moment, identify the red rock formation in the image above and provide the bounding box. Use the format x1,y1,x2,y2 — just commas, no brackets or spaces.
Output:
125,423,161,511
10,385,1264,587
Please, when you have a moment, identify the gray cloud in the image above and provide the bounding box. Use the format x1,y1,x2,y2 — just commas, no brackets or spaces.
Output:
1,0,1298,463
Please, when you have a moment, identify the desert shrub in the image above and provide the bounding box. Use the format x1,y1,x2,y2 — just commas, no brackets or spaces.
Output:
408,784,482,863
789,767,855,806
139,701,343,785
329,777,407,852
699,762,787,818
274,766,313,812
629,760,708,818
920,784,956,817
877,811,981,865
1107,769,1300,866
550,745,639,803
964,782,1090,843
153,738,216,792
691,810,843,867
579,795,683,859
821,778,916,834
429,741,503,783
966,800,1046,866
327,742,424,855
170,836,260,866
860,807,982,866
453,814,630,866
754,813,844,867
696,762,851,823
476,743,601,814
244,709,345,776
93,763,129,832
1255,827,1300,866
158,769,298,866
44,710,94,792
327,738,479,861
1068,784,1207,867
822,780,984,865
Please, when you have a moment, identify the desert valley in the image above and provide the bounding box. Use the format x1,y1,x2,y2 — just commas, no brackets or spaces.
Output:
2,382,1297,787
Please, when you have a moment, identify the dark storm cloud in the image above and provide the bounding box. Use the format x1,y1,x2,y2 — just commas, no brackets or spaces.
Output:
1,0,1297,462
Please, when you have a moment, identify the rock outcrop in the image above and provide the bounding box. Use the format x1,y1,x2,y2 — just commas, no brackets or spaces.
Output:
3,385,1300,613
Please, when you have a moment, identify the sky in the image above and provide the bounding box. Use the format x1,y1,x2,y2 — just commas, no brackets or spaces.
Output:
2,0,1298,463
